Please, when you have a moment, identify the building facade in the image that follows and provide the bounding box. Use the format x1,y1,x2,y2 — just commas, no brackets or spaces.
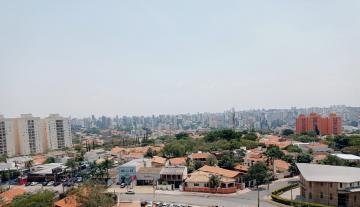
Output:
16,114,44,155
296,113,342,135
0,114,72,157
0,115,17,157
297,163,360,207
44,114,72,151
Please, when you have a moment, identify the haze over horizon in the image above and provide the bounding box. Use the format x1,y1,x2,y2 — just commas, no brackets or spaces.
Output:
1,1,359,117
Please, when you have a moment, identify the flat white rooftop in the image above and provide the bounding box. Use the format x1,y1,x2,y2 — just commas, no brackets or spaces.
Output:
297,163,360,183
332,153,360,160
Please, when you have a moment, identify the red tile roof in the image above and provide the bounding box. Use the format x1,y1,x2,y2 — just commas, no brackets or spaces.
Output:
198,165,240,178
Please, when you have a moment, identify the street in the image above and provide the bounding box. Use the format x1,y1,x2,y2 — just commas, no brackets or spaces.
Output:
111,177,299,207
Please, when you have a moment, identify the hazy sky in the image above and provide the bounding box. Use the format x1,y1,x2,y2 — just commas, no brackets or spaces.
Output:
1,1,359,118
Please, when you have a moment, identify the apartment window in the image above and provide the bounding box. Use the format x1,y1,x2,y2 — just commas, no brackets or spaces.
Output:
194,183,199,187
329,183,332,188
320,182,323,187
309,182,312,188
350,183,353,187
309,193,312,199
355,196,357,203
340,183,343,188
330,193,333,200
320,192,324,199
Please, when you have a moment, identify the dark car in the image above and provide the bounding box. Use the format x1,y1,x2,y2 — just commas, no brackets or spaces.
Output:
42,181,48,186
53,182,61,186
25,182,31,186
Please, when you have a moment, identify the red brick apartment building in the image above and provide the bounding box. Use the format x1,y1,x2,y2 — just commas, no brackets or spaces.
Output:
296,113,342,135
297,163,360,207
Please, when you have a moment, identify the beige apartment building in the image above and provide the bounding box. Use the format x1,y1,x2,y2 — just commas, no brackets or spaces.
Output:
297,163,360,207
16,114,45,155
0,114,72,157
43,114,72,151
0,115,17,157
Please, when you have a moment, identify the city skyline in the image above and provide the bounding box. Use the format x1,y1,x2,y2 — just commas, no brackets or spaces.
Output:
1,1,360,117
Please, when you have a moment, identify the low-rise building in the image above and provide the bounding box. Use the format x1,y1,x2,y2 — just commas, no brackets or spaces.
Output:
332,153,360,162
198,165,242,183
28,163,66,182
136,167,162,185
297,163,360,207
118,158,150,184
189,152,211,162
159,166,187,188
168,157,187,166
151,156,166,167
184,171,236,194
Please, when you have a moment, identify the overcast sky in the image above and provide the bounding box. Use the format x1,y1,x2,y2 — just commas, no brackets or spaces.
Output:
0,1,359,118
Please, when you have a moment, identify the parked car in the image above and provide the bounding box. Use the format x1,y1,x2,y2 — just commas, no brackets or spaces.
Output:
53,182,61,186
120,183,126,188
47,181,54,186
76,177,82,182
125,190,135,195
42,181,48,186
30,182,38,186
25,182,31,186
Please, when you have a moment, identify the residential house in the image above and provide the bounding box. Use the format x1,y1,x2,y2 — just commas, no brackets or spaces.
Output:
118,158,150,184
159,166,187,188
151,156,166,167
198,165,242,183
184,171,237,194
297,163,360,207
189,152,211,162
168,157,187,166
136,167,162,185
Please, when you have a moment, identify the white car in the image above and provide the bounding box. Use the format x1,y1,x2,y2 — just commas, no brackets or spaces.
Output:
47,181,54,186
30,182,38,186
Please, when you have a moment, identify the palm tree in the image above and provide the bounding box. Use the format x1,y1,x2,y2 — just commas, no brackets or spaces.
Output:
66,159,78,178
209,174,220,188
24,160,34,169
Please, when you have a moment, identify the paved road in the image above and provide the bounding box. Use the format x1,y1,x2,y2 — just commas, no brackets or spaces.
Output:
115,177,299,207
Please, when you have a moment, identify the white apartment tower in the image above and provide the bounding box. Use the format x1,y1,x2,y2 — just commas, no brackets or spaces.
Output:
0,115,16,157
44,114,72,150
16,114,44,155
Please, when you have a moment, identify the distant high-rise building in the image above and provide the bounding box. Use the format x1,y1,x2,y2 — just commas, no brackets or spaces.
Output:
296,113,342,135
44,114,72,151
0,115,17,157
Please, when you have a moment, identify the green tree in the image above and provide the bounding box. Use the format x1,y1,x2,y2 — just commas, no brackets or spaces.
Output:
289,162,299,176
208,174,220,188
284,145,302,153
265,145,284,159
245,162,271,185
242,133,258,141
43,157,55,164
76,183,115,207
321,155,345,166
145,148,154,158
175,132,190,140
218,153,235,170
11,190,55,207
24,160,34,169
66,159,78,177
296,153,313,163
282,129,294,136
193,160,204,170
205,155,218,166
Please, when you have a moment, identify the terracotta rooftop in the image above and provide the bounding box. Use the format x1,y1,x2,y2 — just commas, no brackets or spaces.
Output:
234,164,249,172
168,157,187,166
185,171,235,183
198,165,240,178
151,156,166,165
274,159,290,171
190,152,211,160
54,195,79,207
0,188,26,204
